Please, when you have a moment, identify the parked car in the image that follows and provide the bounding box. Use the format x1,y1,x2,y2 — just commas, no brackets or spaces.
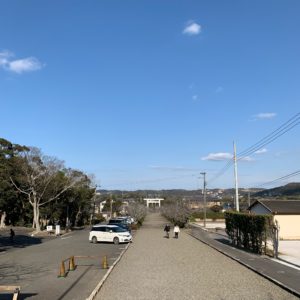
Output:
108,218,128,225
108,218,131,232
89,224,132,245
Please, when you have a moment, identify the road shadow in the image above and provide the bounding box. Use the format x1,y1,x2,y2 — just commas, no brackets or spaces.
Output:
0,235,42,252
0,293,38,300
214,238,231,245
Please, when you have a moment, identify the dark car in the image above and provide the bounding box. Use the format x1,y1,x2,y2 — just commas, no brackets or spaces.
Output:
108,219,131,232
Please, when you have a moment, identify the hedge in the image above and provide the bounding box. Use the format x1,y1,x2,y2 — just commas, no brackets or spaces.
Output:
225,211,273,254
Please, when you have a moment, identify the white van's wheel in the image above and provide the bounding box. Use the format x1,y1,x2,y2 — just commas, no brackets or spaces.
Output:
92,236,97,244
113,237,119,245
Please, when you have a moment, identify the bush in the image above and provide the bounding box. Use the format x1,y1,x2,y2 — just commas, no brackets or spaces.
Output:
225,211,273,254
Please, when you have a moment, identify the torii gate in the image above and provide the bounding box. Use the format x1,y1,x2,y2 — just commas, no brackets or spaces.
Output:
143,198,164,208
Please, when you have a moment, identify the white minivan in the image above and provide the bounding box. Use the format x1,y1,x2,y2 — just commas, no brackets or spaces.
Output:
89,224,132,245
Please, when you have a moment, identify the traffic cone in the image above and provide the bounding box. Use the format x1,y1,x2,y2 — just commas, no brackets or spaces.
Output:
69,256,76,271
58,261,66,278
102,255,108,269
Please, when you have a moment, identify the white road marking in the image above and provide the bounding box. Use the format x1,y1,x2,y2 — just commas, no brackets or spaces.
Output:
61,236,72,240
270,258,300,271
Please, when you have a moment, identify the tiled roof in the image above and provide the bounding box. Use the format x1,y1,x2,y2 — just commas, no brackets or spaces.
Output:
249,200,300,214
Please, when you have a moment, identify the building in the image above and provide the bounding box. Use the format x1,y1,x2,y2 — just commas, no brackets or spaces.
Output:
248,200,300,240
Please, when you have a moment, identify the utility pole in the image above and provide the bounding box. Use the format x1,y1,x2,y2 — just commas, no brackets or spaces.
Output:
110,193,113,218
200,172,206,227
233,141,239,212
248,191,251,208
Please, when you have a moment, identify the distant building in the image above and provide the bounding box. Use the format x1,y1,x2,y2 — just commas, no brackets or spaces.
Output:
248,200,300,240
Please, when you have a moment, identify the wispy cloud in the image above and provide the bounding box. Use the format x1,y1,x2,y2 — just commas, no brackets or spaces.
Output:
215,86,223,93
202,152,232,161
0,50,44,74
183,21,202,36
253,112,277,120
254,148,268,154
149,165,198,172
192,94,198,101
201,152,253,162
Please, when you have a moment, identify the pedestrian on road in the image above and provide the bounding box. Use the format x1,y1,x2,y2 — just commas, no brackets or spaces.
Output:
164,224,170,238
174,225,180,239
10,228,15,243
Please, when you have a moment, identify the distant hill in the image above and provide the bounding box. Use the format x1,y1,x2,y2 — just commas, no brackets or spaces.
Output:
253,183,300,198
99,188,262,200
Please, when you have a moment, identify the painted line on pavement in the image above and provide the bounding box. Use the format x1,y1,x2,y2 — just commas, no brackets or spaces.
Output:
270,258,300,271
61,236,72,240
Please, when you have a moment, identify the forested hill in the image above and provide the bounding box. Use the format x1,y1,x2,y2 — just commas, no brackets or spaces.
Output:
253,183,300,198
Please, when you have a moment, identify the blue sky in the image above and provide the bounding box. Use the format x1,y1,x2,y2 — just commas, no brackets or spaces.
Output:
1,1,300,190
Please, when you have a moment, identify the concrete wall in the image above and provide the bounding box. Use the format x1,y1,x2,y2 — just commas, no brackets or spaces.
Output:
275,215,300,240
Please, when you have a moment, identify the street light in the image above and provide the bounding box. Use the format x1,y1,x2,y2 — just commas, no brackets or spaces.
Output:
200,172,207,228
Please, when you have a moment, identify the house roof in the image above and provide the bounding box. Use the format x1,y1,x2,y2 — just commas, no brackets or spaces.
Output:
249,200,300,214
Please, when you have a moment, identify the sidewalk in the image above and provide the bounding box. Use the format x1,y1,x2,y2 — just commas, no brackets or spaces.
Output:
189,224,300,297
94,213,297,300
193,221,300,268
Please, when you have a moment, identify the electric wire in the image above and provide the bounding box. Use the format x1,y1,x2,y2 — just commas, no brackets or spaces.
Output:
255,170,300,188
237,113,300,158
206,112,300,186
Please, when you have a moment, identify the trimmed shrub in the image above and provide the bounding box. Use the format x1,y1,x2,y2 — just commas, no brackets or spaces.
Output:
225,211,273,254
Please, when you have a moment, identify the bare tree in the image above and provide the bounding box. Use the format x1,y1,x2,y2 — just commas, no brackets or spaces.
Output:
161,201,190,227
10,148,86,232
127,202,147,225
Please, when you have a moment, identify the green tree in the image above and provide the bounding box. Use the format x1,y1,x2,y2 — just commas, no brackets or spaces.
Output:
10,148,88,232
0,138,29,227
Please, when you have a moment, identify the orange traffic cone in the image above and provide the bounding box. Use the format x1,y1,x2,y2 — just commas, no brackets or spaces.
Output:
69,256,76,271
58,261,66,278
102,255,108,269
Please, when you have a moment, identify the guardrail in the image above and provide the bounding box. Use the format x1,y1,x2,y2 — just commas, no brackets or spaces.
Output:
58,255,108,278
0,285,21,300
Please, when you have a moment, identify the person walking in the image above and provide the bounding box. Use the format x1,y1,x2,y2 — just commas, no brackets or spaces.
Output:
173,224,180,239
164,224,170,238
10,228,15,243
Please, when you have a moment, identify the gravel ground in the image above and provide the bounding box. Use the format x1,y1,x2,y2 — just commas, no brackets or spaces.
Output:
96,213,297,300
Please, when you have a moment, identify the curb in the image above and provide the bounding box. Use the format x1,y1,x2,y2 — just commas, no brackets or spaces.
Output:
188,227,300,298
86,242,131,300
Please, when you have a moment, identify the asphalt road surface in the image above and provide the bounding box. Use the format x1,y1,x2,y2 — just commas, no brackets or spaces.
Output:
0,227,129,300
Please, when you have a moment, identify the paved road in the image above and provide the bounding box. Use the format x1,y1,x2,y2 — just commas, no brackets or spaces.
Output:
96,213,297,300
0,228,128,300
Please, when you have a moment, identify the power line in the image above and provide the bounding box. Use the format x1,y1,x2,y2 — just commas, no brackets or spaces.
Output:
237,119,300,161
255,169,300,188
237,112,300,158
206,112,300,186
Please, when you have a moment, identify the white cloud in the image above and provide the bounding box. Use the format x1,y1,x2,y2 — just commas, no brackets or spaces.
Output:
253,112,277,120
183,21,202,36
254,148,268,154
8,57,43,74
202,152,253,162
202,152,233,161
192,94,198,101
0,50,43,74
0,51,12,66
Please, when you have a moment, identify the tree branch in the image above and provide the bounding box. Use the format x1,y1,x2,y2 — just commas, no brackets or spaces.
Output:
10,177,30,196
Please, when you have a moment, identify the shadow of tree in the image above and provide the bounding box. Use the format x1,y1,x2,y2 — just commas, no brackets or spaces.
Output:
0,235,42,252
